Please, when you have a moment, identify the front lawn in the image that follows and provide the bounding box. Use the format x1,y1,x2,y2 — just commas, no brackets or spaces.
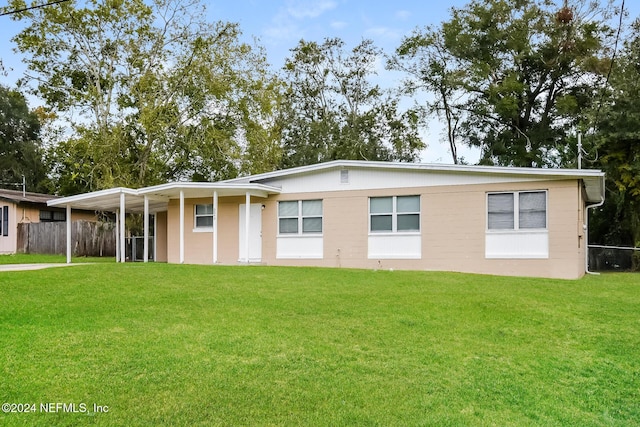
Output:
0,253,114,264
0,264,638,426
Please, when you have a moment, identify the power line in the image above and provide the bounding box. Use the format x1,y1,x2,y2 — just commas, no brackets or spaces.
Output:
0,0,71,17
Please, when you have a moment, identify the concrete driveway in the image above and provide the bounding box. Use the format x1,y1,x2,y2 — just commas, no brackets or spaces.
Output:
0,263,84,272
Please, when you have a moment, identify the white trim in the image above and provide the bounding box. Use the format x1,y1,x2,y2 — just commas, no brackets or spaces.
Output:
213,191,218,264
179,190,184,264
119,192,125,263
153,213,157,263
66,204,71,264
115,209,120,262
143,195,149,263
222,159,604,182
244,192,250,263
192,228,213,233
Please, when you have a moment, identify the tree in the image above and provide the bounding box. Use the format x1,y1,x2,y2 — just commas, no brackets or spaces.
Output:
9,0,281,193
589,18,640,261
391,0,615,167
279,38,424,168
0,84,48,192
389,28,466,164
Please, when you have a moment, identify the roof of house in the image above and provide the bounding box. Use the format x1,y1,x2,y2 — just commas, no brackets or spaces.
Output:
47,183,282,213
47,160,606,212
224,160,606,203
0,188,60,205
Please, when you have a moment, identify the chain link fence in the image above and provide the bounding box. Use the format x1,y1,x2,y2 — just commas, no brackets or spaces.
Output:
588,245,640,272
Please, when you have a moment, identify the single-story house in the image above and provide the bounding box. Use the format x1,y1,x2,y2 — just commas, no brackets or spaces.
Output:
0,189,97,254
47,160,605,279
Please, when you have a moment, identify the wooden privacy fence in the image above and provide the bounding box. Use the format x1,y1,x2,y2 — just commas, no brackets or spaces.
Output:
17,221,116,257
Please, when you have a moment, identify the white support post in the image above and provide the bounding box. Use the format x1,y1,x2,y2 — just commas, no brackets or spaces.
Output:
153,213,157,262
115,209,120,262
66,204,72,264
213,191,218,264
179,190,185,264
143,195,149,263
120,192,126,263
244,192,250,263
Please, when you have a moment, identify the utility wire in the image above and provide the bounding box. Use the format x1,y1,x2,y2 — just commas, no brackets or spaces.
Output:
593,0,626,131
0,0,70,17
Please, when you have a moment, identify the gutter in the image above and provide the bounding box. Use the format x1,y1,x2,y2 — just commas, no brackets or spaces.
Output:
584,176,606,275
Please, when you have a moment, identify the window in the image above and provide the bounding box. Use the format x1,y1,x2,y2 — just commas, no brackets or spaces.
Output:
2,206,7,236
39,210,66,222
487,191,546,230
340,169,349,184
369,195,420,233
194,204,214,228
278,200,322,235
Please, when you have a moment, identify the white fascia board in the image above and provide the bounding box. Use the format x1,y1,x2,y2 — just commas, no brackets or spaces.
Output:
136,182,281,198
46,187,139,207
223,160,605,184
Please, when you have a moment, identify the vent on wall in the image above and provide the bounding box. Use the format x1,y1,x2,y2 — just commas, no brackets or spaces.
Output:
340,169,349,184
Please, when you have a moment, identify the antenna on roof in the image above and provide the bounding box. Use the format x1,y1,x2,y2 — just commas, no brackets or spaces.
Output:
577,132,582,169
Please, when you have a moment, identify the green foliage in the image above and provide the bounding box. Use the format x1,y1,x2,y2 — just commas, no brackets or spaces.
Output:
10,0,281,192
0,85,48,192
589,19,640,258
391,0,615,167
0,264,639,425
279,38,424,168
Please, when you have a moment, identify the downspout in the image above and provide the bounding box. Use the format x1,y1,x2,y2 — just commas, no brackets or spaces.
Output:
584,176,606,275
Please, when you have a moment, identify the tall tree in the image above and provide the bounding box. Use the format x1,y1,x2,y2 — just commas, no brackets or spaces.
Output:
589,18,640,259
391,0,615,167
9,0,280,193
279,38,424,168
0,85,48,192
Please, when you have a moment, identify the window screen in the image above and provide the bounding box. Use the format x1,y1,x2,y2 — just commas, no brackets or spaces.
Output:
488,193,515,230
519,192,546,229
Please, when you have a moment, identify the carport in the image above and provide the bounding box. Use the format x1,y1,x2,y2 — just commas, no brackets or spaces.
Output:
47,183,280,264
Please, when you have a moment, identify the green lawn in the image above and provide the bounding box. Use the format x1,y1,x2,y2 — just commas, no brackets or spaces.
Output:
0,253,114,264
0,264,638,426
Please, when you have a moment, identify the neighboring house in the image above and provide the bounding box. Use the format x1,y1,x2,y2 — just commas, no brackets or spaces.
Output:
48,160,605,279
0,189,96,254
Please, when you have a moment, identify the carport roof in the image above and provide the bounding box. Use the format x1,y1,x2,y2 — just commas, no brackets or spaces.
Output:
46,183,282,213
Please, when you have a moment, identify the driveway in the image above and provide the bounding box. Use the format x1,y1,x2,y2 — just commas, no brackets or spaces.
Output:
0,263,84,272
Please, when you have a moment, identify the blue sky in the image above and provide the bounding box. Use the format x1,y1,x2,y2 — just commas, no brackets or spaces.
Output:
0,0,635,163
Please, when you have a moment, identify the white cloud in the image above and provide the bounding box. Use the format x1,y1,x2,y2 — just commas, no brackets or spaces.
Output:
264,0,338,42
395,10,411,21
330,20,348,30
364,26,402,41
286,0,337,19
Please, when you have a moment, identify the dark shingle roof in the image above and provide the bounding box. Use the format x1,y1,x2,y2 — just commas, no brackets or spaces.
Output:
0,188,60,205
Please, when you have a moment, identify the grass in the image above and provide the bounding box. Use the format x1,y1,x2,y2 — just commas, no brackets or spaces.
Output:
0,264,639,426
0,253,115,264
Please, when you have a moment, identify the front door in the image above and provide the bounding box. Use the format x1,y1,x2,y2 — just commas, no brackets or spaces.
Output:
239,203,262,262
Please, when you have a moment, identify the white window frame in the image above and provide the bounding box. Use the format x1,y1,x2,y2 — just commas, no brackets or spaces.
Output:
277,200,323,236
369,195,421,234
486,190,548,232
193,203,214,232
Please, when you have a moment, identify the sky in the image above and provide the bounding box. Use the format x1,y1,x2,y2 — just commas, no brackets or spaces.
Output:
0,0,636,164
